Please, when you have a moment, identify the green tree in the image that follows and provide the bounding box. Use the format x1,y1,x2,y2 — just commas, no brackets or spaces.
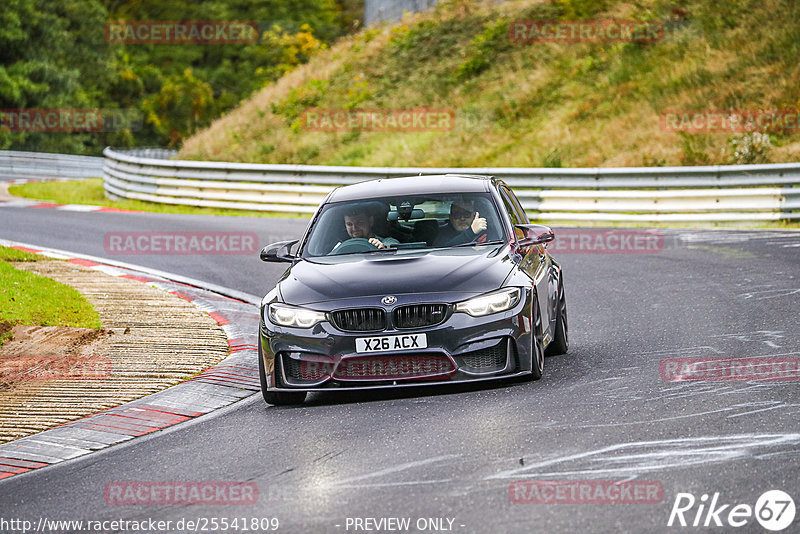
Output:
142,69,215,146
0,0,110,153
1,0,356,154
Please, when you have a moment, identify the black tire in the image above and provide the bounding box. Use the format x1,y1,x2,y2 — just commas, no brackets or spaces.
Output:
545,274,569,356
259,337,307,406
525,297,545,381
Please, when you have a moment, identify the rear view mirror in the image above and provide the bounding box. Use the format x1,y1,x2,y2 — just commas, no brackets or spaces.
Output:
388,209,425,221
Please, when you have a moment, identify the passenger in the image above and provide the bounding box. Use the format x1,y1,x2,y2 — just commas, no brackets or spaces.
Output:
433,199,488,247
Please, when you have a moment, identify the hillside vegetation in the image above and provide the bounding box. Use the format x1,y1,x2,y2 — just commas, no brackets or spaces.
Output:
180,0,800,167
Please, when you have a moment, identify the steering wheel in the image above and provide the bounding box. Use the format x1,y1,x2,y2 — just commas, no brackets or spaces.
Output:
329,238,379,255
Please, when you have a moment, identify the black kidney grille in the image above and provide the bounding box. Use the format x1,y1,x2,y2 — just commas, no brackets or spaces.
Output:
394,304,447,329
331,308,386,332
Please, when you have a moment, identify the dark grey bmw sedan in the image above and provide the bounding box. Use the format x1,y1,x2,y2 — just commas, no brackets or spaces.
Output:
258,174,568,405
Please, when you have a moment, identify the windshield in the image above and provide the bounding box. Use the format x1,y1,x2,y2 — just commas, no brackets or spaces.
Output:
302,192,506,258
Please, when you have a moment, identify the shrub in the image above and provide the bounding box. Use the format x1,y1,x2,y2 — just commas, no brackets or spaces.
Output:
726,132,772,164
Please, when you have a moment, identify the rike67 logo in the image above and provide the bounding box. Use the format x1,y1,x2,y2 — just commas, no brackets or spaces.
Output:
668,490,795,531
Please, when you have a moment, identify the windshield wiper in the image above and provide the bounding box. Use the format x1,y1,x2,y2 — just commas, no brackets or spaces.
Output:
453,239,505,248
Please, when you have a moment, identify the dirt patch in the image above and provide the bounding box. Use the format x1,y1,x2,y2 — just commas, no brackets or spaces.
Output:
0,320,13,339
0,325,113,389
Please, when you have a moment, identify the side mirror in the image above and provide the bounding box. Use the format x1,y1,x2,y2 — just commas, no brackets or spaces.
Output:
260,240,299,263
514,224,555,247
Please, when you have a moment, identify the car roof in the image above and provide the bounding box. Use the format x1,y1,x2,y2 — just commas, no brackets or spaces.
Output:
328,174,494,202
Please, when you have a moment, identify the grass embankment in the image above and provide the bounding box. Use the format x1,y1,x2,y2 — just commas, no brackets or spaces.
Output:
0,246,101,348
179,0,800,168
8,179,308,219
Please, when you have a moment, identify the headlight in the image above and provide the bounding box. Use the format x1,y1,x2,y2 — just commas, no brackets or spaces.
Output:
267,303,327,328
455,287,521,317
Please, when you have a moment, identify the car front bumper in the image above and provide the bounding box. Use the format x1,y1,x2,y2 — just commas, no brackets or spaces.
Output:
260,290,536,392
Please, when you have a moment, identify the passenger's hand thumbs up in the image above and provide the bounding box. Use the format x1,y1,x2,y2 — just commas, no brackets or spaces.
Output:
471,211,487,234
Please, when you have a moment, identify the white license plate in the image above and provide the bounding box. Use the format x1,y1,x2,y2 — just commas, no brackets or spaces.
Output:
355,333,428,353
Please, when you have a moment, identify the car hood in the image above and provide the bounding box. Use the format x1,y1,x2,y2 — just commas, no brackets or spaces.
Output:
279,246,515,305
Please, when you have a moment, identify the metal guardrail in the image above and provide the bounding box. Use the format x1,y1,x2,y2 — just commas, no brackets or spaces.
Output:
365,0,438,26
0,150,104,180
102,147,800,222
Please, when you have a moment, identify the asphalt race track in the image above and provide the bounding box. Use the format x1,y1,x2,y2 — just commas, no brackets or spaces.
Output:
1,205,799,532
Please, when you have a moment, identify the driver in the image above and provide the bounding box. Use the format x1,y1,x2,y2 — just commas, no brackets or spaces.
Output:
331,207,399,252
433,199,489,247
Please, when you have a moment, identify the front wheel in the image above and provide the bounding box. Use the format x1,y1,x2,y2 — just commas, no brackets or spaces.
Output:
525,297,544,381
545,275,568,356
259,337,307,406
